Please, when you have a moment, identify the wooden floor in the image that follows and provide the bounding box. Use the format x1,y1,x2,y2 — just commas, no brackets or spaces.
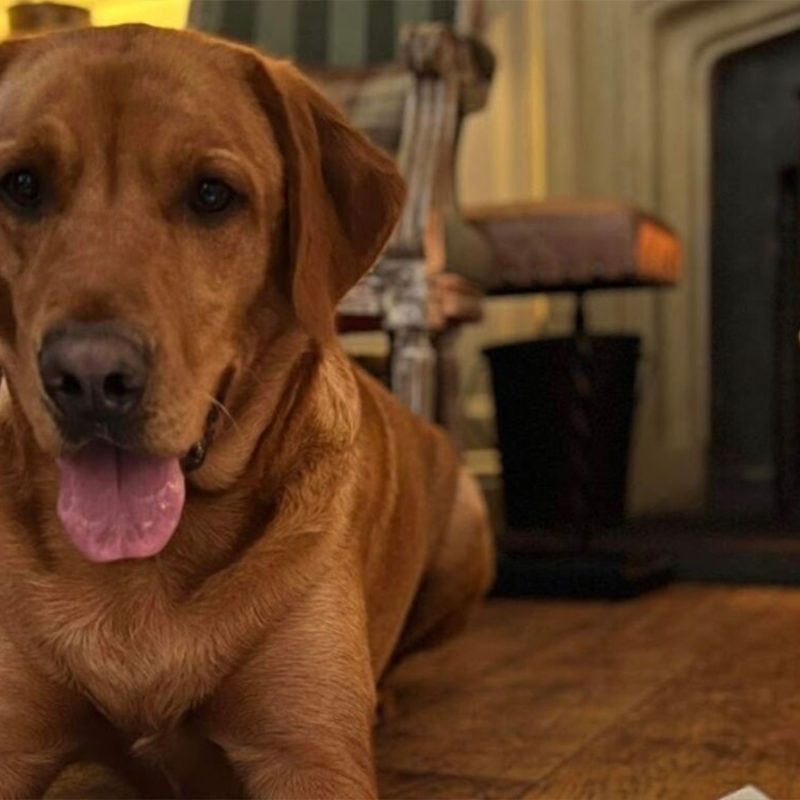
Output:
376,584,800,800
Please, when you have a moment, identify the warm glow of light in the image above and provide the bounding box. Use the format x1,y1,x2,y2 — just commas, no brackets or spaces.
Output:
0,0,191,40
528,0,547,198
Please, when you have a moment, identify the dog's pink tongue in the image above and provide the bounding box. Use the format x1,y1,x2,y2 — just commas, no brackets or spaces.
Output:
57,441,185,563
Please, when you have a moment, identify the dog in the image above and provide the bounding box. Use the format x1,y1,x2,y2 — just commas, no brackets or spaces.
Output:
0,23,494,799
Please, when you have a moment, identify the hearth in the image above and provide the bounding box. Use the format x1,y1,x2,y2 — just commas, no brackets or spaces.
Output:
711,28,800,523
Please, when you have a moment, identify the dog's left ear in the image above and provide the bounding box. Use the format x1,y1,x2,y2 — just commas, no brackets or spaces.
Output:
247,55,406,341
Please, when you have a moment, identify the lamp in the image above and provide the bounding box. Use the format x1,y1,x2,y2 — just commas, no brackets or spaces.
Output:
8,2,89,36
2,1,191,40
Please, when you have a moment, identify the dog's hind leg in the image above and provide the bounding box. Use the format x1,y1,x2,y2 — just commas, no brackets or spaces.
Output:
391,466,495,664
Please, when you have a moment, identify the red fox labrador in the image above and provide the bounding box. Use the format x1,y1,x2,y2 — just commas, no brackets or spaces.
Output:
0,23,494,799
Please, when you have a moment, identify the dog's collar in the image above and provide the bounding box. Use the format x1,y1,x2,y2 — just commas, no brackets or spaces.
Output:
180,408,217,473
180,366,234,473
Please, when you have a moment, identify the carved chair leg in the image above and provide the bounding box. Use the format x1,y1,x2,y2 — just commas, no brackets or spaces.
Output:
390,328,436,421
382,255,437,421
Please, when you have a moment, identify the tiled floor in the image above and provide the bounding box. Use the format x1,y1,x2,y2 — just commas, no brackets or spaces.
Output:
376,585,800,799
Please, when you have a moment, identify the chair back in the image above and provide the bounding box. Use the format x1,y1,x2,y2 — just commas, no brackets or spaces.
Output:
188,0,481,67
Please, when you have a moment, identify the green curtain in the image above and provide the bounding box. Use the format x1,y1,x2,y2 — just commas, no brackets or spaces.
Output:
188,0,456,66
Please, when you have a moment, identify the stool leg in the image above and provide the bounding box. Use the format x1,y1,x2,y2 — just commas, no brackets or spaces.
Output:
569,292,593,549
568,335,594,550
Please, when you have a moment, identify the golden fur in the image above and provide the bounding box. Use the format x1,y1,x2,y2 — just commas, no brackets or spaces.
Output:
0,25,494,798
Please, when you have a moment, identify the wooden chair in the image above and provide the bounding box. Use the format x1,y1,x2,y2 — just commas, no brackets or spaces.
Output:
188,0,495,435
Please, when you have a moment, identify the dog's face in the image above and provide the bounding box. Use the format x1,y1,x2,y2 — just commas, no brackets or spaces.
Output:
0,25,403,561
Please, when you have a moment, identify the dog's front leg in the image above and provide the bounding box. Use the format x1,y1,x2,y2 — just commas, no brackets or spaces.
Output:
0,629,88,799
203,578,378,799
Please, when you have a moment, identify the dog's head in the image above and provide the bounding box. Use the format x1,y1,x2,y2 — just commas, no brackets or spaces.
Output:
0,25,404,561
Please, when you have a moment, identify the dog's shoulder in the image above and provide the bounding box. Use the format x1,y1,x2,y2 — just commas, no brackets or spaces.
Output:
349,360,462,523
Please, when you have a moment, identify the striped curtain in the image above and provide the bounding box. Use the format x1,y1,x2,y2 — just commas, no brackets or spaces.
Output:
188,0,457,66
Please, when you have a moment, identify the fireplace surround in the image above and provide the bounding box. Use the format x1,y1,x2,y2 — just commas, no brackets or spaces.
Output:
529,0,800,515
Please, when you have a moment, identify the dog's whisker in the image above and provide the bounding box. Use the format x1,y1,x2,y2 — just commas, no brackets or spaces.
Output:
204,392,244,441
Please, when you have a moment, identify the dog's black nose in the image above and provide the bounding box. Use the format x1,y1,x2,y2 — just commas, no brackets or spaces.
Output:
38,322,148,423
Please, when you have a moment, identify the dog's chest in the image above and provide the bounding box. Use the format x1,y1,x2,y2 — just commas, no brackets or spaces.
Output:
31,577,235,734
68,610,206,730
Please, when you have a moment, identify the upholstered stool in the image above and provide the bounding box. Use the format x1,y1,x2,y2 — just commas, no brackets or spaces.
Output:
467,199,682,598
469,200,681,293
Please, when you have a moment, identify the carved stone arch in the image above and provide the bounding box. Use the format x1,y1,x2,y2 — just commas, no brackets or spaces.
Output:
543,0,800,511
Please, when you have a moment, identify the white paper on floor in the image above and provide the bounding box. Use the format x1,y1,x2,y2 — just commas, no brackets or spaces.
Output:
718,787,772,800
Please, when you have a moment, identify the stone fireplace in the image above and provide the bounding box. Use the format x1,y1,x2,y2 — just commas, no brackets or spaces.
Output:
711,27,800,520
460,0,800,517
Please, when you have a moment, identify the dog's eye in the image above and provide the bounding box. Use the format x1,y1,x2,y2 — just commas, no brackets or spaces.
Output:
190,178,235,214
1,169,43,211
